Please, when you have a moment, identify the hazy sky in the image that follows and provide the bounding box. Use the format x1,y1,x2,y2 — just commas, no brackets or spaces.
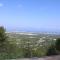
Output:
0,0,60,32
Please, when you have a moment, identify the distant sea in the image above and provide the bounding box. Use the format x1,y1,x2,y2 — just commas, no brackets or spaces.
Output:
6,28,60,35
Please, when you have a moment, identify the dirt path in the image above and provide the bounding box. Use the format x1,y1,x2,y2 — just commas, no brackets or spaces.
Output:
6,55,60,60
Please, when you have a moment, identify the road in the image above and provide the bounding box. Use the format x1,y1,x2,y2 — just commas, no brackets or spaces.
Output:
6,55,60,60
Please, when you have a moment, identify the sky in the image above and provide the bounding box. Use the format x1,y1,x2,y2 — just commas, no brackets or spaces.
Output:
0,0,60,32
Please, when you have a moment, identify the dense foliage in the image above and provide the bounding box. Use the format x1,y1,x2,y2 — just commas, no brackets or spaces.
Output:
46,38,60,56
55,38,60,51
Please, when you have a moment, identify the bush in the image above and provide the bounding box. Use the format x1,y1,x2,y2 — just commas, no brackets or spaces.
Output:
55,38,60,51
46,45,58,56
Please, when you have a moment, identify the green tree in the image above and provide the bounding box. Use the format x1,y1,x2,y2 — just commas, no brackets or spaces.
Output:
0,26,7,52
0,26,7,42
55,38,60,51
46,45,57,56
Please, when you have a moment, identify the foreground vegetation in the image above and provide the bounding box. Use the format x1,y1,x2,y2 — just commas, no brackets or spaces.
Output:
0,26,60,59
